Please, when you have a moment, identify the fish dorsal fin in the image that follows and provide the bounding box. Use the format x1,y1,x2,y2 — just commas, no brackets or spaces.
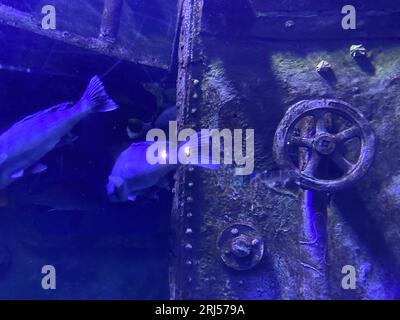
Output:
11,102,74,128
128,194,137,202
10,169,24,180
30,163,48,174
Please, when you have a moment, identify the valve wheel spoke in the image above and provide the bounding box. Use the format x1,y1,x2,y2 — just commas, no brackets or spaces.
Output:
332,150,354,173
314,110,328,134
302,151,321,176
288,136,313,148
335,126,360,143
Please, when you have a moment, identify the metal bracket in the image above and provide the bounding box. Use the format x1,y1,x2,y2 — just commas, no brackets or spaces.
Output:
217,223,264,271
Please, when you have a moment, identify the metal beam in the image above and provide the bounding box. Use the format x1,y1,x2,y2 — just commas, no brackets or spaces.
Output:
99,0,124,43
0,3,168,70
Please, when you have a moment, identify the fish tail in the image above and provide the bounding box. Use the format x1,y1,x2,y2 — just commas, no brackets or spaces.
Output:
81,76,119,113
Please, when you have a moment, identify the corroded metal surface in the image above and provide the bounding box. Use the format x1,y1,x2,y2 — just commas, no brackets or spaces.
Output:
172,0,400,300
99,0,123,43
273,99,376,192
204,0,400,40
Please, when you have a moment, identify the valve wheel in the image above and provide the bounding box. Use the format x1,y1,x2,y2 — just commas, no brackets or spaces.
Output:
273,99,376,192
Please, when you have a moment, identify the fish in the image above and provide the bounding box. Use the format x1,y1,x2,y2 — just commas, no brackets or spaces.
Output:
0,76,119,190
126,119,152,140
154,105,177,129
107,135,217,202
126,105,177,140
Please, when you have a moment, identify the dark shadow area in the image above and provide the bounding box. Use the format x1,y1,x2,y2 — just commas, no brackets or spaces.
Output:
354,56,376,76
333,190,399,269
319,69,338,86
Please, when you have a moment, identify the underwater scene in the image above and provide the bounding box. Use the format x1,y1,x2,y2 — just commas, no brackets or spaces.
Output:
0,0,400,301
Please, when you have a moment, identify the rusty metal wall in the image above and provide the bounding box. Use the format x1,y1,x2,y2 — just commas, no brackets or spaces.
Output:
170,0,400,299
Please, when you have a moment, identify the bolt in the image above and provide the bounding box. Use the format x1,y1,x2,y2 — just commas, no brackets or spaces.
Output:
185,243,193,251
186,212,193,218
193,93,199,99
193,79,200,86
185,228,193,234
186,196,193,202
185,260,192,266
231,235,251,258
188,182,194,188
188,166,194,172
285,20,295,28
231,228,239,236
191,108,197,114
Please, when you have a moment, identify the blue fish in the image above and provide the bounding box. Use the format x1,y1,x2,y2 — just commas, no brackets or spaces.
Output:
0,76,118,189
107,136,217,202
126,105,177,140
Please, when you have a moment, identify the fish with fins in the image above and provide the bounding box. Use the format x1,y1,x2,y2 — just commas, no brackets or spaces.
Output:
126,105,177,140
0,76,119,190
107,135,217,202
126,119,152,140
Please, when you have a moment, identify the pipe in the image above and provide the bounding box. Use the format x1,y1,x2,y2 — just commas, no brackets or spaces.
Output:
99,0,124,43
298,119,329,299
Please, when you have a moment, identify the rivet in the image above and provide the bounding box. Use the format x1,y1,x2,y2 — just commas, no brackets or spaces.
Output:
251,239,260,246
186,196,193,202
185,228,193,234
285,20,295,28
188,166,194,172
187,277,193,283
231,228,239,236
185,260,192,266
193,79,200,86
185,243,193,250
192,93,199,99
191,108,197,114
188,182,194,188
186,212,193,218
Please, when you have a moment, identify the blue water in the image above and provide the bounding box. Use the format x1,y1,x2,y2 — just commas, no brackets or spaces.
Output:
0,0,175,299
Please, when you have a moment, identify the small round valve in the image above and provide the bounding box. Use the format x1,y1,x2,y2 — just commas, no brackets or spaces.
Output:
217,223,264,271
273,99,375,192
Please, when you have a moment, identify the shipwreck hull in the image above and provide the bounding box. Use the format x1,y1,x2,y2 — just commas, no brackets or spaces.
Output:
170,0,400,299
